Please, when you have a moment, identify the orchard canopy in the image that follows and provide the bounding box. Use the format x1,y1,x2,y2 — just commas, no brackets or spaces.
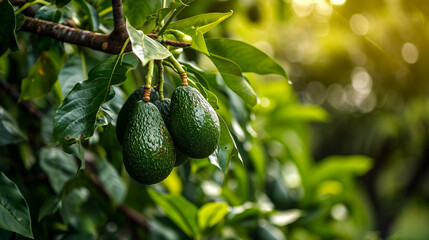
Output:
1,0,428,239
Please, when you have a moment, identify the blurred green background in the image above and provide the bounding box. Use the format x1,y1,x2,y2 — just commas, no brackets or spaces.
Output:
178,0,429,239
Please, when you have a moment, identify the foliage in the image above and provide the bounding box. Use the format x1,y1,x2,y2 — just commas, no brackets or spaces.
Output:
2,0,419,239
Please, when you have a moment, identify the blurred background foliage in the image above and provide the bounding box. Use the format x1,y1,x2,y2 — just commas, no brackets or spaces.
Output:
1,0,429,239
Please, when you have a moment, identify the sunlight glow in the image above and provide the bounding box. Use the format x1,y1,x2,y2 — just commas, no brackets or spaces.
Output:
401,42,418,64
330,0,346,5
350,14,369,35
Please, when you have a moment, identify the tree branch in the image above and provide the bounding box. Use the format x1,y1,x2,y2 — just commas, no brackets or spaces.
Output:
111,0,127,41
0,77,43,120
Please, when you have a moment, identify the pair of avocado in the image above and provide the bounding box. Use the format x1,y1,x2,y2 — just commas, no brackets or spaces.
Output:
116,86,220,185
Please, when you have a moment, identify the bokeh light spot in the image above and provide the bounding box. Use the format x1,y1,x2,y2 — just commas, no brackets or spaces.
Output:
401,42,418,64
330,0,346,5
350,14,369,36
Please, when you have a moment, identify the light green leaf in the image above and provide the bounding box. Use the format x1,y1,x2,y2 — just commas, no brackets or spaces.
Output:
126,19,171,66
38,196,61,221
53,54,137,147
147,188,199,236
0,0,19,56
39,146,78,194
0,171,33,239
206,38,287,78
208,54,258,106
167,12,233,54
0,106,27,146
198,202,229,230
311,155,373,184
95,157,126,205
208,116,242,174
123,0,161,28
19,50,64,101
75,0,99,31
271,105,329,123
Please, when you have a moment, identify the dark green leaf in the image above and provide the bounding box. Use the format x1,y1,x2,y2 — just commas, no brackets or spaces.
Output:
147,189,199,237
167,12,233,54
123,0,162,28
39,146,78,194
53,54,136,147
56,0,72,8
0,106,27,146
198,202,229,230
75,0,99,31
58,55,97,97
63,141,85,172
19,50,64,101
0,0,19,56
206,38,287,78
95,157,126,205
126,20,171,66
38,196,62,221
208,116,242,174
0,171,33,239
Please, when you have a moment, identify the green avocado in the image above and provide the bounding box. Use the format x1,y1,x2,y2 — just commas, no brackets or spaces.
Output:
116,87,159,143
153,98,189,166
170,86,220,159
122,101,175,185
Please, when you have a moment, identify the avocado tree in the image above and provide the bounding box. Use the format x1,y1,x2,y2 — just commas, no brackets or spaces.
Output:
0,0,375,239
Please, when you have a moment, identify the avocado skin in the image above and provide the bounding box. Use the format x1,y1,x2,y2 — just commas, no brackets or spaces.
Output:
153,98,189,166
116,87,159,143
170,86,220,159
122,101,175,184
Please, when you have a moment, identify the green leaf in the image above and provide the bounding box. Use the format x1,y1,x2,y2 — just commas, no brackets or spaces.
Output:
53,54,136,147
0,106,27,146
75,0,99,31
311,155,373,184
167,12,233,54
271,105,329,123
187,75,218,109
0,171,33,239
126,20,171,66
55,0,72,8
0,0,19,56
38,196,61,221
19,50,63,101
147,189,199,237
95,157,126,205
208,54,258,106
198,202,229,230
58,55,98,97
123,0,161,28
206,38,287,78
39,146,78,194
208,116,242,174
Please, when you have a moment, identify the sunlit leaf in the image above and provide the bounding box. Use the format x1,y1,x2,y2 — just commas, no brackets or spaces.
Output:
0,106,27,146
19,50,63,101
198,202,229,230
39,146,78,194
126,19,171,66
0,0,19,56
167,12,233,54
147,188,199,237
206,38,287,78
0,171,33,239
53,54,137,148
271,105,329,123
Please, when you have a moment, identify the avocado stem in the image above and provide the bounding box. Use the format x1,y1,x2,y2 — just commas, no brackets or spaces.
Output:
143,60,155,102
168,55,188,86
157,60,165,101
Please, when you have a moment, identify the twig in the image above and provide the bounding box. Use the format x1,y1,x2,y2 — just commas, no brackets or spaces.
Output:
0,77,43,120
110,0,127,41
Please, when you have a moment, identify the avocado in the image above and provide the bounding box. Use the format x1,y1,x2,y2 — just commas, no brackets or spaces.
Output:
116,87,159,143
170,86,220,159
122,101,175,184
153,98,189,166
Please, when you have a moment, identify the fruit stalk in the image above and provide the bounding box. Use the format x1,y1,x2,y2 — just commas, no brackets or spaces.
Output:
168,55,188,86
143,60,155,102
157,60,166,101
